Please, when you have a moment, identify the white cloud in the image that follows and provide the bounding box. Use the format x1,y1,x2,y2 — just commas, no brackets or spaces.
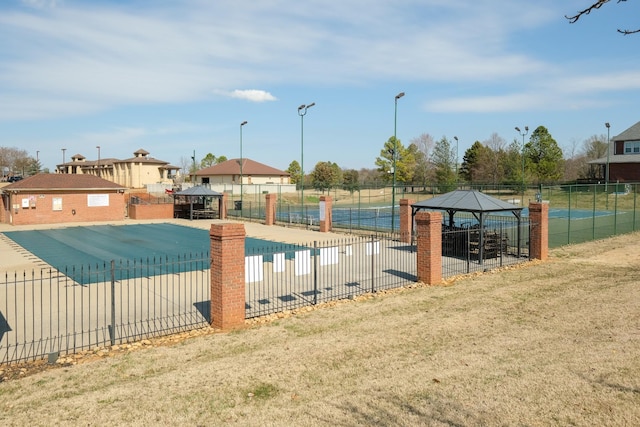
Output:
0,1,631,120
227,89,278,103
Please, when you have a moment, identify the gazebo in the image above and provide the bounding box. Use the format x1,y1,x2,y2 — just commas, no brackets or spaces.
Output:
411,190,525,261
173,185,224,220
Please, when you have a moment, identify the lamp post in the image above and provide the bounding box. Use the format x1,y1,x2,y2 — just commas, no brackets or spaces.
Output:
36,151,39,174
453,136,459,186
191,150,196,184
61,148,66,173
605,122,610,209
391,92,405,232
96,146,101,177
515,126,528,203
297,102,315,222
240,120,248,212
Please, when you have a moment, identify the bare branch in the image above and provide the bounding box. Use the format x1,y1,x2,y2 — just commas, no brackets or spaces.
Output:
619,28,640,35
566,1,638,35
565,0,612,24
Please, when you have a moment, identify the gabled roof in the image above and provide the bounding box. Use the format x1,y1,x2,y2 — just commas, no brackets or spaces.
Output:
612,120,640,142
175,185,223,197
411,190,522,213
196,158,289,176
1,174,126,192
589,120,640,165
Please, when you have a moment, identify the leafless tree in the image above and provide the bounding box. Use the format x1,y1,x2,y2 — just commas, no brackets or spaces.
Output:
0,146,31,177
483,133,507,184
176,156,192,183
410,133,436,185
562,138,582,181
566,0,639,34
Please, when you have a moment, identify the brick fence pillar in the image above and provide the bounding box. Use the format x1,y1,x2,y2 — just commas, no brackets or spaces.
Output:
415,211,443,285
319,196,332,232
219,193,228,220
529,202,549,261
210,223,245,330
265,193,276,226
399,199,415,243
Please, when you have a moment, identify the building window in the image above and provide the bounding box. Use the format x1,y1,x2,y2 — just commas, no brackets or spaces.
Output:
624,141,640,154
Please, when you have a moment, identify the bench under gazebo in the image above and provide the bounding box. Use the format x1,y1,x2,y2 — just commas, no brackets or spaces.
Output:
411,190,525,262
173,185,224,220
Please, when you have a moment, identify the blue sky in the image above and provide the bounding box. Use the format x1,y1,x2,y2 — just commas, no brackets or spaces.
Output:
2,0,640,174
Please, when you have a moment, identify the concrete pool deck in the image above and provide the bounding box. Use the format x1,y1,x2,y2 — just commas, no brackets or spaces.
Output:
0,218,348,274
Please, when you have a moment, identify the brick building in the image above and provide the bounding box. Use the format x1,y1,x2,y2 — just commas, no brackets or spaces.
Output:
590,120,640,182
0,174,126,226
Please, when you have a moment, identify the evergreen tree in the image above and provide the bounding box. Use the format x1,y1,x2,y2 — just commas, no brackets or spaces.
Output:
375,136,414,184
432,136,456,193
525,126,564,184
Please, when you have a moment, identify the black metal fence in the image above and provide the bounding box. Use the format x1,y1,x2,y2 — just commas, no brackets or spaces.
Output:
0,253,210,365
244,235,416,318
441,218,530,277
1,227,531,365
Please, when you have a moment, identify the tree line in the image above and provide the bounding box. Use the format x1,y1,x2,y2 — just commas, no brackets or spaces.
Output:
283,125,609,193
2,125,608,191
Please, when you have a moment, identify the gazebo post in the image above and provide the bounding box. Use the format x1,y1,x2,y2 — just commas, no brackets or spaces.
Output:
448,210,455,228
517,212,522,259
478,213,484,265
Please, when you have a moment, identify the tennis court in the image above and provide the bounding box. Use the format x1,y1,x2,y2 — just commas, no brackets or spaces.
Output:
2,223,305,281
543,207,614,220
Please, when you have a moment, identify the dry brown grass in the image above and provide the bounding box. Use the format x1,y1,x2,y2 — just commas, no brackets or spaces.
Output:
1,233,639,426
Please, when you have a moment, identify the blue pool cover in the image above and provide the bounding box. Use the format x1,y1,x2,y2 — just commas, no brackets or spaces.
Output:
3,223,309,284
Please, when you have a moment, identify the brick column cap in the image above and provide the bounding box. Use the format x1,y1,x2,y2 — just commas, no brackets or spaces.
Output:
210,222,246,239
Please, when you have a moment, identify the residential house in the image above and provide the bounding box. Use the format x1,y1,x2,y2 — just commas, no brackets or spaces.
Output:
590,121,640,182
195,158,294,194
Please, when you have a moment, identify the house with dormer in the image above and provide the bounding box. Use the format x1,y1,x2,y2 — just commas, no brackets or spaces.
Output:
589,121,640,182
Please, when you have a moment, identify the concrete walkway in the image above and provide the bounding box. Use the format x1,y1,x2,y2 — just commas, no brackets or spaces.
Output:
0,218,349,274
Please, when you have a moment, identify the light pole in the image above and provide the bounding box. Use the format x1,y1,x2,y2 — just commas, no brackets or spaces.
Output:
605,122,610,209
96,146,101,177
453,136,459,186
191,150,196,184
515,126,528,202
61,148,66,173
298,102,315,221
36,151,39,174
240,120,248,212
391,92,404,232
